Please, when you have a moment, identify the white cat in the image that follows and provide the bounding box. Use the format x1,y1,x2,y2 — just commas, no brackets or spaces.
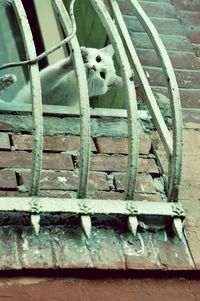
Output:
0,45,123,106
0,45,150,120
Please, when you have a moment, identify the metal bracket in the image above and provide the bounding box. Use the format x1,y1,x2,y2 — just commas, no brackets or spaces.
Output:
128,216,138,236
30,197,41,235
80,215,92,239
173,217,184,240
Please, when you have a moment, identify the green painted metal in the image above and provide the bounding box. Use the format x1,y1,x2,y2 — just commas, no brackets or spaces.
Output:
90,0,139,200
129,0,183,201
0,197,185,217
52,0,91,200
12,0,43,197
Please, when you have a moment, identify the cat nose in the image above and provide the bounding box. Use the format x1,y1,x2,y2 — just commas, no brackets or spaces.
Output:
91,65,96,71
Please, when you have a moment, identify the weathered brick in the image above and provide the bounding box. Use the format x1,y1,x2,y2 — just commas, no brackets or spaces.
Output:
120,232,160,270
0,122,17,131
0,227,21,270
125,16,185,35
95,136,151,155
75,154,159,174
151,131,168,175
137,49,200,70
131,32,193,52
171,0,200,12
185,226,200,269
0,151,74,170
12,135,97,152
51,227,93,268
179,11,200,27
17,227,55,269
88,191,162,202
88,229,126,270
145,67,200,89
21,171,109,191
0,133,10,149
152,86,200,109
187,30,200,45
0,170,18,189
154,239,194,270
0,191,28,197
120,1,176,18
134,193,162,202
114,173,156,193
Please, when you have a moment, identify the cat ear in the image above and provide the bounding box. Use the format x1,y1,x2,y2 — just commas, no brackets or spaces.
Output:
101,44,115,56
108,75,123,90
80,46,88,56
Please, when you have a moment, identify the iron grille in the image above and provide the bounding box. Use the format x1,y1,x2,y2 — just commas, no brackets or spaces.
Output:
0,0,184,239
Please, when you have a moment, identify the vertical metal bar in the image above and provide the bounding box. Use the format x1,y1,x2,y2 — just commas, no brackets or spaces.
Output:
12,0,43,196
51,0,91,199
90,0,139,200
129,0,183,201
109,0,173,158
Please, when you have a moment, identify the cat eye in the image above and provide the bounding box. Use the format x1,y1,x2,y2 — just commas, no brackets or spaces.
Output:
100,71,106,79
96,55,102,62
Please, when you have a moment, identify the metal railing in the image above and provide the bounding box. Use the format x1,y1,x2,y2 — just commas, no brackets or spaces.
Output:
0,0,183,239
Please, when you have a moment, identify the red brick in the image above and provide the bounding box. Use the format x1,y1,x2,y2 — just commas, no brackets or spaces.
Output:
21,171,109,191
95,136,151,155
12,135,97,152
0,170,17,189
75,154,159,174
0,151,74,170
114,173,156,193
0,133,10,149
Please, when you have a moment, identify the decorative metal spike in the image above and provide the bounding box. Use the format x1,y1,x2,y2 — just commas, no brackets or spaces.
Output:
31,214,41,235
128,216,138,237
173,217,183,240
80,215,92,239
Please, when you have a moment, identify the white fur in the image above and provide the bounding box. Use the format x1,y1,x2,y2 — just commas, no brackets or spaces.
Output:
3,45,122,106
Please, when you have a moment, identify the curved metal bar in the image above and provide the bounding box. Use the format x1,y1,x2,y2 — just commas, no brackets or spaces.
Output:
52,0,91,198
110,0,173,158
90,0,139,200
13,0,43,196
129,0,183,201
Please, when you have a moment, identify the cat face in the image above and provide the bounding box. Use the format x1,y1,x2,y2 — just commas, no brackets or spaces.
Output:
80,45,122,97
